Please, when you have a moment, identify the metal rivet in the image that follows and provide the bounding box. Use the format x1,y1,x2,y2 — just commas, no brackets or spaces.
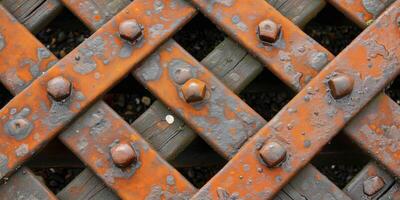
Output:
47,76,72,101
181,78,207,103
111,142,137,168
119,19,143,43
328,74,354,99
259,141,286,167
9,118,30,134
257,19,281,44
363,176,385,196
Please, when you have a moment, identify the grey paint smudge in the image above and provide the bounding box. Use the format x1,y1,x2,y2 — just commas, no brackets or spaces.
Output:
15,144,29,157
135,54,162,81
0,33,5,51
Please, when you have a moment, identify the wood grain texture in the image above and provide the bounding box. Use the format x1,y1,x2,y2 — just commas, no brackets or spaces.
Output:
1,0,63,33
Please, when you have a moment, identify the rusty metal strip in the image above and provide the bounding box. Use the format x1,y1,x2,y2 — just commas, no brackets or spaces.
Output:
60,0,131,31
190,0,400,178
0,3,197,199
190,1,400,198
0,167,57,200
189,0,335,91
58,101,196,199
0,0,195,179
327,0,394,28
132,40,266,158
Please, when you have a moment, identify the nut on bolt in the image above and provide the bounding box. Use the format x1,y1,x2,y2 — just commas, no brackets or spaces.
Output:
181,78,207,103
363,176,385,196
119,19,143,43
259,141,286,167
328,74,354,99
111,142,137,168
47,76,72,101
257,19,281,43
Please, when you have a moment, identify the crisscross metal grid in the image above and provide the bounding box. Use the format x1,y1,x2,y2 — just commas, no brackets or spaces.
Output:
0,0,399,199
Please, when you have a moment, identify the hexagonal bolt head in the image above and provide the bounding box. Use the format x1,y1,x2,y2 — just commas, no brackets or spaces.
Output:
259,141,286,167
111,142,137,168
328,74,354,99
181,78,207,103
47,76,72,101
363,176,385,196
119,19,143,43
257,19,281,43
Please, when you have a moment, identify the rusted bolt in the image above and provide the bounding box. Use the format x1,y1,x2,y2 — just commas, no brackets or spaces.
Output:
47,76,72,101
119,19,143,43
363,176,385,196
181,78,207,103
328,74,354,99
257,19,281,43
110,142,137,168
259,141,286,167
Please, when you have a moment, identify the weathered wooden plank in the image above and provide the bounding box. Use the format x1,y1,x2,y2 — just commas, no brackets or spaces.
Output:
0,167,57,200
1,0,63,33
57,168,118,200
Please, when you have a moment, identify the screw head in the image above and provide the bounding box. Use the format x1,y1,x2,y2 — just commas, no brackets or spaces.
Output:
181,78,207,103
110,142,137,168
119,19,143,43
363,176,385,196
257,19,281,43
328,74,354,99
259,141,286,167
47,76,72,101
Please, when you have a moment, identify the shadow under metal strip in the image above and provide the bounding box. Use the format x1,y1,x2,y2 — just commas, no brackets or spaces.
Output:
190,0,400,198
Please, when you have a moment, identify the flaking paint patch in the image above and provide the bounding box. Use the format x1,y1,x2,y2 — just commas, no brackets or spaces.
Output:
231,15,248,32
15,144,28,157
167,59,196,84
136,54,162,81
144,184,192,200
0,33,5,51
362,0,394,18
154,0,164,13
205,0,235,13
83,108,111,136
310,52,328,71
1,68,26,93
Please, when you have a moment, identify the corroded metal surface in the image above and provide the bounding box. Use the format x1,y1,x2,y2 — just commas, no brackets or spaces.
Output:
0,0,195,179
133,40,265,158
59,101,196,199
190,0,334,91
328,0,395,28
191,1,400,198
0,167,57,200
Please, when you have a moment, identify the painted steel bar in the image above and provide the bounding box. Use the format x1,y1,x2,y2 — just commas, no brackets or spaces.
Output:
191,0,400,179
133,40,265,158
0,2,197,199
191,1,400,198
59,101,196,199
328,0,394,28
61,0,131,31
0,0,195,179
190,0,335,91
344,162,397,199
0,167,57,200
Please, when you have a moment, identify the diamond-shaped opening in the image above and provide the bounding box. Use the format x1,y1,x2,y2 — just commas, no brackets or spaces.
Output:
174,13,226,61
304,4,362,55
173,137,226,188
0,83,13,109
240,70,294,121
28,139,84,194
311,133,369,188
35,9,91,59
104,75,155,124
385,76,400,104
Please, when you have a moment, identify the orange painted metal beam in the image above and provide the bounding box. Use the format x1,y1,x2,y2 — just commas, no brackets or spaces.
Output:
328,0,394,28
190,0,400,198
0,0,195,179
